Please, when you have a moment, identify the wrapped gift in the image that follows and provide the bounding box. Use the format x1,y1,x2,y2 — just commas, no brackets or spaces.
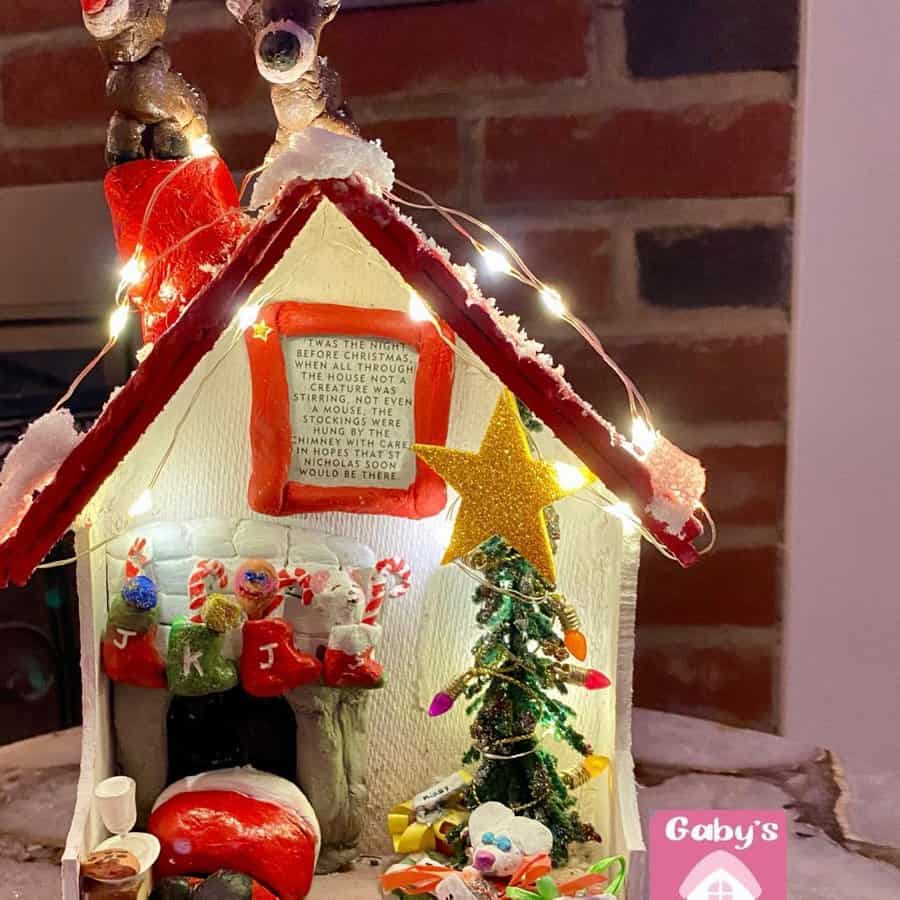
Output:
388,771,472,855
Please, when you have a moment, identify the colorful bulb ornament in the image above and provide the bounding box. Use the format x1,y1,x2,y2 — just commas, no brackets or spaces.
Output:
561,754,610,790
429,671,470,717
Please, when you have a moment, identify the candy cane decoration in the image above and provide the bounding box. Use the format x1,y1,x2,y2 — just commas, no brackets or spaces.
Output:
188,559,228,623
271,567,306,616
365,557,411,625
125,536,150,578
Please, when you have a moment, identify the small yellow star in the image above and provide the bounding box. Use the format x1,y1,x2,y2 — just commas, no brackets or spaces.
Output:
251,320,274,342
413,390,592,584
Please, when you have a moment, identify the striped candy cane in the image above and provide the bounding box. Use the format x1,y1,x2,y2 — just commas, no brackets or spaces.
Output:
364,557,411,625
188,559,228,612
271,567,310,616
125,536,150,578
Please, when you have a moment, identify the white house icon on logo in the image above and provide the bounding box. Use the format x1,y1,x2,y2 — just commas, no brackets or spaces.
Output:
679,849,762,900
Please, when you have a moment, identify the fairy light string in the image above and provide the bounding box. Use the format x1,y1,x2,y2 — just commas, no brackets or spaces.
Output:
35,153,713,574
388,179,653,428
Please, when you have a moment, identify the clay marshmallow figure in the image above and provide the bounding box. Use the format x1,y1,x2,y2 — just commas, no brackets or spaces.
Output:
283,566,384,688
467,801,554,879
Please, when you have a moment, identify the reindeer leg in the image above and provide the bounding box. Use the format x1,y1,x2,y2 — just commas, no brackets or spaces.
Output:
82,0,209,167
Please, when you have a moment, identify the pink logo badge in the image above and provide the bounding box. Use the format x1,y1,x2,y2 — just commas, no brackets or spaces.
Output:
650,809,787,899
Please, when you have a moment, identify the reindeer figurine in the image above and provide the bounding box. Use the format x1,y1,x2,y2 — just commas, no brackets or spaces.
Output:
226,0,358,161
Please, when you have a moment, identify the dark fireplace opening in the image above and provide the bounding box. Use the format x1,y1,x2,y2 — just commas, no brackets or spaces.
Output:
167,688,297,783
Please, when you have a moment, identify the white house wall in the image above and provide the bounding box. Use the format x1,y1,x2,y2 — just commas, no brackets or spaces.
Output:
82,198,637,853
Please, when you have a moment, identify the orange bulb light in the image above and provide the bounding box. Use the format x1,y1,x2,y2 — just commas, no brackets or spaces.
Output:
564,629,587,661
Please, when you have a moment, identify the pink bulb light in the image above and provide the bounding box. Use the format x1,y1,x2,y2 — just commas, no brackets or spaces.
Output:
429,692,455,717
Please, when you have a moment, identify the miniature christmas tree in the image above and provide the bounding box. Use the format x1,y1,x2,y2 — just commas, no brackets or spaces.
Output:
454,536,606,865
422,401,611,865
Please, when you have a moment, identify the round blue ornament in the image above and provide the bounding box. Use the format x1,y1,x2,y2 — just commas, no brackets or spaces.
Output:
122,575,158,611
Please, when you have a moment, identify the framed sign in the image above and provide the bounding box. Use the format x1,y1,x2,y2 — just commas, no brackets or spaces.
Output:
245,302,454,518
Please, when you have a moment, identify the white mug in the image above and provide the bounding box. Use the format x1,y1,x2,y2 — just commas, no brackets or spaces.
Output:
94,776,137,836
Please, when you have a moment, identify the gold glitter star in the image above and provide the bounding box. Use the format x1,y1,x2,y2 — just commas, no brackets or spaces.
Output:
251,320,274,341
413,390,590,584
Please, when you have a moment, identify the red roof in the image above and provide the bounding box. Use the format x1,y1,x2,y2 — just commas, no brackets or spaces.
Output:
0,169,704,587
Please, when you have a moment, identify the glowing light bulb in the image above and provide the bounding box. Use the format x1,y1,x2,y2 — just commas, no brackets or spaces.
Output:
564,629,588,661
190,134,216,158
605,501,639,536
128,489,153,518
429,692,455,717
584,669,612,691
408,289,431,322
631,417,657,455
582,754,610,778
109,305,130,340
120,252,144,286
540,286,566,317
553,461,592,492
238,303,261,330
481,248,512,275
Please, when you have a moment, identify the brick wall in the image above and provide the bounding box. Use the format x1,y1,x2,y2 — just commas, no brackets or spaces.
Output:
0,0,798,731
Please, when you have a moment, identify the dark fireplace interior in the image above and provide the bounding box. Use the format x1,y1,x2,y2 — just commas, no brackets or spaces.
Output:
167,688,297,783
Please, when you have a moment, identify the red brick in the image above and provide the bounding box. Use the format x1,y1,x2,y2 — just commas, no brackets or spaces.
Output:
634,627,777,729
0,143,105,187
0,0,210,33
365,118,461,196
411,223,613,350
484,103,794,203
562,335,789,428
1,27,256,129
488,227,615,338
508,228,613,318
2,41,106,127
169,27,259,112
0,0,82,34
328,0,591,98
699,444,786,527
638,545,781,627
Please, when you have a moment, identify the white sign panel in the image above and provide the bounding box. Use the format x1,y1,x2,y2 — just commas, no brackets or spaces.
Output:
284,334,418,488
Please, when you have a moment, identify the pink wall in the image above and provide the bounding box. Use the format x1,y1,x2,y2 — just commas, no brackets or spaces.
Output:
785,0,900,768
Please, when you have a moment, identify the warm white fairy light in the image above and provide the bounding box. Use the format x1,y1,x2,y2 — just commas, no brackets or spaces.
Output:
108,305,130,340
238,303,261,330
408,289,432,322
481,248,512,276
605,501,640,535
540,286,566,318
120,251,144,287
631,417,657,455
552,461,591,492
190,134,217,158
128,489,153,518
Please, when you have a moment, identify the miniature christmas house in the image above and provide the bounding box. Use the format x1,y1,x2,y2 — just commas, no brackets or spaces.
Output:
0,155,704,899
0,3,709,898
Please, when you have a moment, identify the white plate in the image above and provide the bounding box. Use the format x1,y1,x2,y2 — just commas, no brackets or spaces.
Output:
91,832,160,883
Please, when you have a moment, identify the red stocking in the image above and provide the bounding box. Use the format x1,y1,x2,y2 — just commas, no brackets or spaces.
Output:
240,618,321,697
102,624,166,689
